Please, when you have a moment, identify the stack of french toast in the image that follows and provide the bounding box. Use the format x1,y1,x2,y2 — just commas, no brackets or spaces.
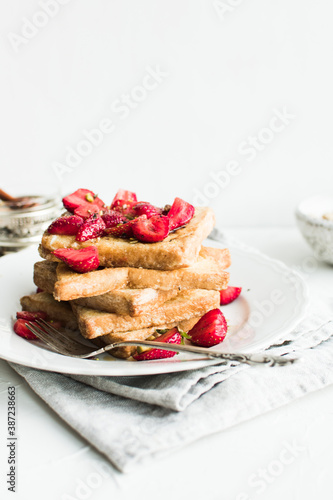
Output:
19,189,231,359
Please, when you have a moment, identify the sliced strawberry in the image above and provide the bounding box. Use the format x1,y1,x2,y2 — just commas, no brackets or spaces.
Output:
13,318,64,341
131,215,169,243
16,311,48,321
102,210,128,229
132,202,162,218
133,327,181,361
13,319,38,340
62,189,105,213
111,189,137,205
74,204,103,219
110,199,136,217
168,197,195,231
104,222,131,238
219,286,242,305
104,216,143,238
188,309,227,347
47,320,63,330
53,246,100,273
76,215,106,242
47,215,84,235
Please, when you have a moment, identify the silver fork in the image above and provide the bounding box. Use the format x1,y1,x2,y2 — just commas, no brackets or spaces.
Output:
25,319,297,367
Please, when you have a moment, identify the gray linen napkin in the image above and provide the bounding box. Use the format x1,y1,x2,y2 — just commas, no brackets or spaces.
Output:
7,232,333,471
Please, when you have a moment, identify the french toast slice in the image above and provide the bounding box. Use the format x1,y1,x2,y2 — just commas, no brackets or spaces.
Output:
73,289,178,316
20,292,78,330
34,261,178,315
34,246,230,301
71,289,220,339
33,261,58,294
19,292,201,359
39,207,215,270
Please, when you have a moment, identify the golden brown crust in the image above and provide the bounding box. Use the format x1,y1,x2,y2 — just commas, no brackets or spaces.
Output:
39,207,215,270
73,288,178,316
37,247,230,301
33,261,58,294
71,290,220,339
55,263,128,301
20,292,78,330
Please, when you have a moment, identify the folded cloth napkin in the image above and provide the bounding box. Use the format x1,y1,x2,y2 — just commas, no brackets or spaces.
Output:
8,231,333,472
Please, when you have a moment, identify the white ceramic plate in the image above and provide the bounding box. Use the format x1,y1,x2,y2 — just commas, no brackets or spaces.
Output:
0,240,308,376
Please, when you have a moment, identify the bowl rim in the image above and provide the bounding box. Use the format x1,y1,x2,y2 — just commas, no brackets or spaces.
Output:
295,195,333,229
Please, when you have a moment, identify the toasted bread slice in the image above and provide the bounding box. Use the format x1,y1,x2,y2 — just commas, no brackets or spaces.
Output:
34,260,178,315
20,292,78,330
39,207,215,270
91,317,200,359
33,261,58,294
73,289,178,316
19,292,201,359
36,246,230,301
71,289,220,339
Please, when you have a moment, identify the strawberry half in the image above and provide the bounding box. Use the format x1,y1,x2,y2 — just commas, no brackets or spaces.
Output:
132,215,170,243
111,189,137,205
74,204,103,219
132,202,162,218
13,319,38,340
62,189,105,213
16,311,48,321
76,214,106,242
188,309,227,347
53,246,100,273
168,197,195,231
102,210,128,229
219,287,242,305
133,328,181,361
47,215,84,236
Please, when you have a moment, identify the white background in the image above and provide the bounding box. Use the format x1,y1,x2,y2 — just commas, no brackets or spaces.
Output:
1,3,333,499
1,0,333,228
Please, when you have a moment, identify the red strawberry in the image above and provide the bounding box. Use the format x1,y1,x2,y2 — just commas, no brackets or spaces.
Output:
104,216,146,238
111,189,137,205
110,199,136,217
132,202,162,218
104,222,133,238
13,319,38,340
16,311,48,321
76,215,106,242
53,246,100,273
133,328,181,361
168,197,195,231
131,215,170,243
102,210,128,229
219,287,242,305
74,204,103,219
188,309,227,347
62,189,105,213
47,320,63,330
47,215,84,235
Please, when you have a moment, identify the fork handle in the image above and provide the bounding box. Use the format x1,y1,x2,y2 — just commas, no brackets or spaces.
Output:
100,341,297,366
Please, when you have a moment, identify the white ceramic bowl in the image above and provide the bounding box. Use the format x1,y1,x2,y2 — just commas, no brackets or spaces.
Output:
295,195,333,264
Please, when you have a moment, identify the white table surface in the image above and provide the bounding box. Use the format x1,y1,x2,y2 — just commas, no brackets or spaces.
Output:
1,227,333,500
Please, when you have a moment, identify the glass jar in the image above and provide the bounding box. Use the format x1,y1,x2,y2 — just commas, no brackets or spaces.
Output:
0,187,62,255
